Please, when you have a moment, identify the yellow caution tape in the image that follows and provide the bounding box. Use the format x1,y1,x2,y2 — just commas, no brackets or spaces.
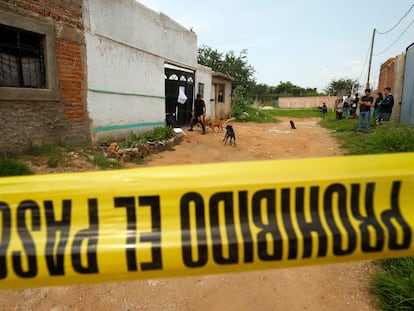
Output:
0,152,413,289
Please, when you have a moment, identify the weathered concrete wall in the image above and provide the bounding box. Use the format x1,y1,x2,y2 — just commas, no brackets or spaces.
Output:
392,54,405,121
83,0,198,142
400,44,414,124
212,74,233,120
278,96,337,110
0,0,90,154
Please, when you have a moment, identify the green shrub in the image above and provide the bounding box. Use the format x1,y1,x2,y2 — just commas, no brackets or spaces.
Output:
25,144,65,168
0,158,33,176
25,144,62,156
90,152,122,169
370,257,414,311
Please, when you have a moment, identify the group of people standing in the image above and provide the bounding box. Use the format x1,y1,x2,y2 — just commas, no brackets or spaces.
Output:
335,92,359,120
356,87,394,133
335,87,394,133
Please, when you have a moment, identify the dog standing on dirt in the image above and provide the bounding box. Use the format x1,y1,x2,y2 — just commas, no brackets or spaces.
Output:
223,125,236,146
208,120,224,132
290,120,296,129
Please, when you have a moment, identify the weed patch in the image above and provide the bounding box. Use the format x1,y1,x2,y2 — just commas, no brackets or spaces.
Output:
0,158,33,176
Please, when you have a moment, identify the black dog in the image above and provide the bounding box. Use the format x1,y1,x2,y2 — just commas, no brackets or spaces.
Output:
290,120,296,129
223,125,236,146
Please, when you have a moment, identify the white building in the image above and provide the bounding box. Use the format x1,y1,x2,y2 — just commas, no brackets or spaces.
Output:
83,0,226,143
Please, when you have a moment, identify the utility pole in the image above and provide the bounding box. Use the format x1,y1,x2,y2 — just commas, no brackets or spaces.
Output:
366,28,376,90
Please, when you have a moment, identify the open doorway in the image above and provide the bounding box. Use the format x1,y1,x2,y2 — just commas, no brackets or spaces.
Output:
165,64,194,127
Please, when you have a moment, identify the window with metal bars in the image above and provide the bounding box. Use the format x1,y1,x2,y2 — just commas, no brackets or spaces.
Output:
0,24,46,88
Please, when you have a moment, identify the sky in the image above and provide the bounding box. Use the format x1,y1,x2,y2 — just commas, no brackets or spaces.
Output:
138,0,414,92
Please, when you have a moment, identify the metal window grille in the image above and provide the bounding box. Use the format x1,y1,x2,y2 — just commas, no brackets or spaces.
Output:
0,25,46,88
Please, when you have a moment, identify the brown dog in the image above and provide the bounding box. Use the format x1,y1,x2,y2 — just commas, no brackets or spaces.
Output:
208,120,224,132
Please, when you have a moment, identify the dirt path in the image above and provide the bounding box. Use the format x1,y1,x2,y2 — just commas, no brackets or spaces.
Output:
0,118,378,311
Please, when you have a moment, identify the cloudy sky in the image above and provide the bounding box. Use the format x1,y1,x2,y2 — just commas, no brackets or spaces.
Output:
138,0,414,92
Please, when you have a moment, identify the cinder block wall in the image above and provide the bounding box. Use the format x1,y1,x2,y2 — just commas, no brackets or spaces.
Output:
0,1,90,154
278,96,337,111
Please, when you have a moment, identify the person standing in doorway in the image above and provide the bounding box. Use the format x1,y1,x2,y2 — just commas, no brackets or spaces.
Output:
356,88,373,133
189,94,206,134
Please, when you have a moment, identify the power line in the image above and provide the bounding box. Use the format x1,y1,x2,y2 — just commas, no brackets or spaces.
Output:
374,17,414,56
357,38,372,86
376,3,414,35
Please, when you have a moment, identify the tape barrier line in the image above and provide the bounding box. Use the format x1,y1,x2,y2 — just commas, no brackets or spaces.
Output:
0,152,413,289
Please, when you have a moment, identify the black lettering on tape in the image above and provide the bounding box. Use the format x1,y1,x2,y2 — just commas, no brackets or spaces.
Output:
209,192,238,265
281,188,298,260
324,184,356,256
44,200,72,276
71,198,99,274
114,196,163,271
180,192,208,268
114,197,137,271
252,190,282,261
381,181,412,250
238,191,253,263
138,196,162,270
351,183,384,252
12,200,40,278
0,202,11,279
295,187,327,258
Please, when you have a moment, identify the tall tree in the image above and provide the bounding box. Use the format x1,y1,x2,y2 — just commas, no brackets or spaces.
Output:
324,78,360,97
197,45,255,94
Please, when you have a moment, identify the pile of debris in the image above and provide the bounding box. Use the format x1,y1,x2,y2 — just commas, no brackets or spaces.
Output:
98,136,181,162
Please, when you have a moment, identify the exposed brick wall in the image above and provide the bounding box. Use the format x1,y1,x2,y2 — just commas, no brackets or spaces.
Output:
0,0,90,154
378,58,395,92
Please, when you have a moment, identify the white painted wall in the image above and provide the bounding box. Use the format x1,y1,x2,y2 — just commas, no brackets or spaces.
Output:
83,0,198,142
84,0,197,67
196,64,213,120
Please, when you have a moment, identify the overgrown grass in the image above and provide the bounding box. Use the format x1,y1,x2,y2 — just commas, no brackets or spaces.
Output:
0,158,33,176
319,117,414,155
370,257,414,311
25,144,65,168
120,126,174,148
90,152,122,169
233,105,322,122
318,114,414,310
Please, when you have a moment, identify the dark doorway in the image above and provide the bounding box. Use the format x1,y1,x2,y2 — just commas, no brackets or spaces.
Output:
165,65,194,126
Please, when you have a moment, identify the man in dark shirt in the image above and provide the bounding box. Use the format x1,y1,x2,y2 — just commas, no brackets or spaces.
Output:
379,86,394,122
189,94,206,134
356,88,373,133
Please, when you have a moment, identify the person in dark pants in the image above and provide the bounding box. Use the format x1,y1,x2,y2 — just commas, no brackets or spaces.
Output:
189,94,206,134
356,88,373,133
378,86,394,123
351,93,359,118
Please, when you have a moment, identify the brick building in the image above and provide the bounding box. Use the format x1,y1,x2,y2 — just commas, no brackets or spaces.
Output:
0,0,90,154
377,58,395,91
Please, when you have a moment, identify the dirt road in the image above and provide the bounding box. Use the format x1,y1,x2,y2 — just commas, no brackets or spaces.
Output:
0,118,378,311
